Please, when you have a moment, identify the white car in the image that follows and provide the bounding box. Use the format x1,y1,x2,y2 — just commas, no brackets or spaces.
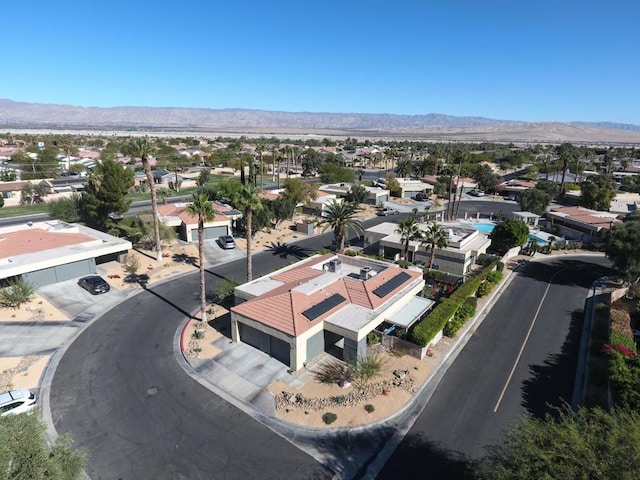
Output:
0,389,36,416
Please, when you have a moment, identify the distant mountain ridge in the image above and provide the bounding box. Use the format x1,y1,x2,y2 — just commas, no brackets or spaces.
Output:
1,98,639,143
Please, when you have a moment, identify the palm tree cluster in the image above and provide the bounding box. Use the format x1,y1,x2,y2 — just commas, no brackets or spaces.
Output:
395,217,449,269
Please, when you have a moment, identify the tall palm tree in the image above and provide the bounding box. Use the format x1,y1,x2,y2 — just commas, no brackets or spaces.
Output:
232,185,263,282
128,137,163,261
321,200,364,253
255,143,265,190
396,217,422,261
186,193,216,323
421,222,449,270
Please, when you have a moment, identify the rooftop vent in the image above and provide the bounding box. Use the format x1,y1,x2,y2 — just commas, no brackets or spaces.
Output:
328,258,342,273
360,266,372,280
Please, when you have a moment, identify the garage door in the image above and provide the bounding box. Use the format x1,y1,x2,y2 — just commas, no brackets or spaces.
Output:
190,226,228,242
238,323,290,367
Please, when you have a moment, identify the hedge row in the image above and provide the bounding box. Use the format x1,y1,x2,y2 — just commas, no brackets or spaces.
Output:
443,296,478,337
410,260,499,347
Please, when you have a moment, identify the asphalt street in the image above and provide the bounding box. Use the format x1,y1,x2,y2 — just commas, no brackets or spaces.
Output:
45,198,535,480
376,255,612,479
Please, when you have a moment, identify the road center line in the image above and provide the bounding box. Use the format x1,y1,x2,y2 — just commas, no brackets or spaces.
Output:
493,270,560,413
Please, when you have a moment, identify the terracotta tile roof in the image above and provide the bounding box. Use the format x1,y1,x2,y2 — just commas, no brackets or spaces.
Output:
232,255,423,336
550,206,618,228
157,204,228,225
0,181,30,193
0,228,95,257
259,191,280,201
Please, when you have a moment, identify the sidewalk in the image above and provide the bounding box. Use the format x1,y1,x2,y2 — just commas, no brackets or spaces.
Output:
176,256,527,430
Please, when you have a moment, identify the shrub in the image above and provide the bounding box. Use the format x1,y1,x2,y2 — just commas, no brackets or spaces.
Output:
364,404,375,413
496,261,505,272
344,249,358,257
608,350,640,409
486,270,503,284
611,330,636,352
0,277,36,309
350,353,387,387
322,412,337,425
315,360,353,385
396,260,411,269
476,280,494,298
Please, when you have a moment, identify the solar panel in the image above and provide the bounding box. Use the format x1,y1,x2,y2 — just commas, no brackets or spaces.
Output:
302,293,346,321
372,271,411,298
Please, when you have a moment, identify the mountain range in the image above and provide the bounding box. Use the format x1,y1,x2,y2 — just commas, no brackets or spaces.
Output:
1,98,639,144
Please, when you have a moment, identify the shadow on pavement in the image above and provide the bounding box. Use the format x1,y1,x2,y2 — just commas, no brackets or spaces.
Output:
517,258,612,289
376,433,478,480
141,285,197,320
265,241,313,260
521,309,584,419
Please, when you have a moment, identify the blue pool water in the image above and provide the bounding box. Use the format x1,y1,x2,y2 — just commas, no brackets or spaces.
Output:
470,222,546,244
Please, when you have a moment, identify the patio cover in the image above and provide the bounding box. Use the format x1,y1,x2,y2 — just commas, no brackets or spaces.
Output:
387,296,435,329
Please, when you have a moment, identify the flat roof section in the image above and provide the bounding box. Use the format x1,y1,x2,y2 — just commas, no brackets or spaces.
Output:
387,296,435,329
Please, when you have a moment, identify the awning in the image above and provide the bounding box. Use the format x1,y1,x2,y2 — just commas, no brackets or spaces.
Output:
387,296,435,329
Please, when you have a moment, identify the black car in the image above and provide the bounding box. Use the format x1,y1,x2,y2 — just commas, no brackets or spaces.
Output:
78,275,110,295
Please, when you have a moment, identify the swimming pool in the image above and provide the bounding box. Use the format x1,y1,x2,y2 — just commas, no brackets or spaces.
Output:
468,222,547,244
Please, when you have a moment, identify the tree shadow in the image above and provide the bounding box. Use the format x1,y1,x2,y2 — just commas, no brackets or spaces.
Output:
124,273,150,288
265,241,313,260
375,432,479,480
521,309,584,419
517,258,612,289
172,253,198,265
140,284,198,320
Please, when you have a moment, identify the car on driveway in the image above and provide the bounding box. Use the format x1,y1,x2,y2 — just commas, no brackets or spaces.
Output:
0,389,36,416
217,235,236,250
78,275,110,295
468,189,485,197
414,193,429,202
376,207,398,216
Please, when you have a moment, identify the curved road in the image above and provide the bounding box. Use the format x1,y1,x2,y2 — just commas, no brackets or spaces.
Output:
49,200,544,479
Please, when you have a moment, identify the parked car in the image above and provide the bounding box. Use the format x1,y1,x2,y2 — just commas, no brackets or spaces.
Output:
468,189,485,197
414,193,429,202
217,235,236,250
0,389,36,416
376,207,398,216
78,275,110,295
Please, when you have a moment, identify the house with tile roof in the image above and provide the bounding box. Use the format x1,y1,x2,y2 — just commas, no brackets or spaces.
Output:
230,253,427,370
364,221,491,276
156,202,236,242
0,220,131,287
544,206,620,242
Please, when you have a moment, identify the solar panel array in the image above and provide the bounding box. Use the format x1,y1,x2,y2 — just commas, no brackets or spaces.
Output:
302,293,346,320
372,271,411,298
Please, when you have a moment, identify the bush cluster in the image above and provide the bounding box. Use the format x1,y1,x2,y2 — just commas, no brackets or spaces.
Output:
443,296,478,337
322,412,337,425
608,350,640,409
410,260,499,347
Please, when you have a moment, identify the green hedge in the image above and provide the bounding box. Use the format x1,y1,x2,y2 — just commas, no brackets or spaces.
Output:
444,296,478,337
411,261,498,347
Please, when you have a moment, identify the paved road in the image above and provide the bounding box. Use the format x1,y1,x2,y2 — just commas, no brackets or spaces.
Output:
46,199,546,479
375,255,612,478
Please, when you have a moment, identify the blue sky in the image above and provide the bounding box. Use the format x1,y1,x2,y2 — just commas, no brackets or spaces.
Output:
3,1,639,124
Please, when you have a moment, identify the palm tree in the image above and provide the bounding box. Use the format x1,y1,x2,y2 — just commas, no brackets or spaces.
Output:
255,143,265,190
128,137,162,261
321,200,364,253
396,217,422,261
232,185,263,282
421,222,449,270
186,193,216,323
